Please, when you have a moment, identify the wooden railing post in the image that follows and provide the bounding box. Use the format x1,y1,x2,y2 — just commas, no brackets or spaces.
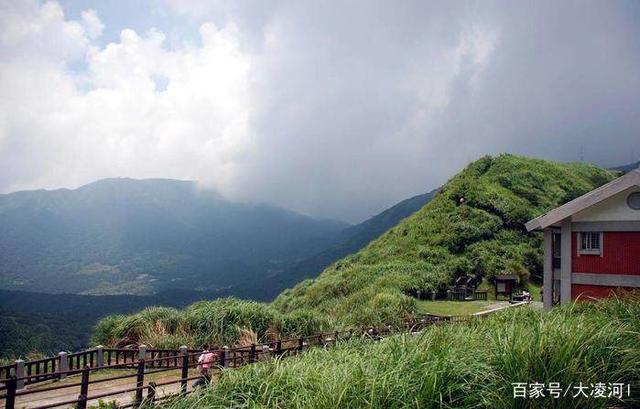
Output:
13,360,24,391
58,352,68,379
249,343,256,363
77,365,89,409
180,346,188,394
134,359,145,406
220,346,228,368
297,336,304,353
95,346,104,368
138,345,147,361
275,339,282,357
5,375,16,409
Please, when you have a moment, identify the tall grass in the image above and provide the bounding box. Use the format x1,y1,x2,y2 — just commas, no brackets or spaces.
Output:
163,296,640,409
92,298,334,348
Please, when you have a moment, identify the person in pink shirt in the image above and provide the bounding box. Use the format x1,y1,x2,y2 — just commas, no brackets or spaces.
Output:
193,344,216,388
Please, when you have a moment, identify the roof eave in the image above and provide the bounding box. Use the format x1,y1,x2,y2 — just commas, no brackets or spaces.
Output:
525,169,640,232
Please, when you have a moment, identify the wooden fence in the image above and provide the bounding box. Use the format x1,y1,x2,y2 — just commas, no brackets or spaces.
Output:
0,312,502,409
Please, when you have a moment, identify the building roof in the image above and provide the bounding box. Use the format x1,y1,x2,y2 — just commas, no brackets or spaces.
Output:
525,169,640,231
494,274,517,280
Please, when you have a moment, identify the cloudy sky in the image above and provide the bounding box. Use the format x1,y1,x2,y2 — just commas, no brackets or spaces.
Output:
1,1,639,222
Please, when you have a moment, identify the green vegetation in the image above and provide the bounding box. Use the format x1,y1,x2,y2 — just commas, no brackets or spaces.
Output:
92,154,617,349
92,298,334,348
0,185,435,358
0,310,88,359
163,295,640,409
273,154,617,327
277,190,437,290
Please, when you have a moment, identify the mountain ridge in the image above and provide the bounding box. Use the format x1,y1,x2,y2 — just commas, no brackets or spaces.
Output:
0,178,349,295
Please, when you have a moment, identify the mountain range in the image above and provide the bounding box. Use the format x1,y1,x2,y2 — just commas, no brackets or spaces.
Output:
0,178,436,357
0,178,436,299
0,178,349,295
1,158,636,357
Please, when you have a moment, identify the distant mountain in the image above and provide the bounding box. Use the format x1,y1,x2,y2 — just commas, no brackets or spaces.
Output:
611,160,640,173
254,189,438,296
0,178,349,295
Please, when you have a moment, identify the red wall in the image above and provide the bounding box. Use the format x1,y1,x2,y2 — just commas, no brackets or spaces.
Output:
572,284,633,300
572,232,640,275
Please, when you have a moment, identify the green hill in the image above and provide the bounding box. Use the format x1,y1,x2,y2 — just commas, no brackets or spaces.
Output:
0,178,348,295
92,154,618,348
273,154,617,325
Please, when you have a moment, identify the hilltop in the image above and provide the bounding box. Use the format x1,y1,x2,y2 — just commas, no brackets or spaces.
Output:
273,154,617,325
93,154,618,348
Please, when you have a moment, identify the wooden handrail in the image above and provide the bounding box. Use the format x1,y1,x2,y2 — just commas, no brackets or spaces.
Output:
3,308,529,409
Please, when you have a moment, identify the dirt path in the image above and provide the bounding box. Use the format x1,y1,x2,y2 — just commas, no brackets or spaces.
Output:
1,369,198,409
473,300,529,316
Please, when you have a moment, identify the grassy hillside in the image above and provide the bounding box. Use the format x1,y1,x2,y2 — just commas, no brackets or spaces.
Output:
164,296,640,409
269,189,437,295
93,154,617,348
273,154,617,325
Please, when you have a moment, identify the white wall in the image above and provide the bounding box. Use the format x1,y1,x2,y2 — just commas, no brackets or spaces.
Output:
572,186,640,222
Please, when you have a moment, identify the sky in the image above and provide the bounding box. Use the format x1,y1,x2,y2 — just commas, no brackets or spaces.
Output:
1,1,639,223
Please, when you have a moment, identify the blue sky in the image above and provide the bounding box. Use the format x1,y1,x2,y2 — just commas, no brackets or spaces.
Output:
57,1,191,44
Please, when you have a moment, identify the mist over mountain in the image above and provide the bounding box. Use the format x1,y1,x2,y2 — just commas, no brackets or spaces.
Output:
0,178,349,295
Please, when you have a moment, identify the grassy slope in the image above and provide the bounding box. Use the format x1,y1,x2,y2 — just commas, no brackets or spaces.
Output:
165,296,640,409
93,154,617,347
273,154,617,326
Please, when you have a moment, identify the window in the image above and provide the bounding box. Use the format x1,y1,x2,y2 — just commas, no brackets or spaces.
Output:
628,192,640,210
579,232,602,255
552,232,561,269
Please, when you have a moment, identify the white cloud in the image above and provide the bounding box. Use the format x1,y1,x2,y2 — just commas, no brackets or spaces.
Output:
81,9,104,40
2,1,639,222
0,1,252,197
0,1,89,62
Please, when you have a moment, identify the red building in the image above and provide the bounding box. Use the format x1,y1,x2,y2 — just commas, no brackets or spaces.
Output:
526,168,640,310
